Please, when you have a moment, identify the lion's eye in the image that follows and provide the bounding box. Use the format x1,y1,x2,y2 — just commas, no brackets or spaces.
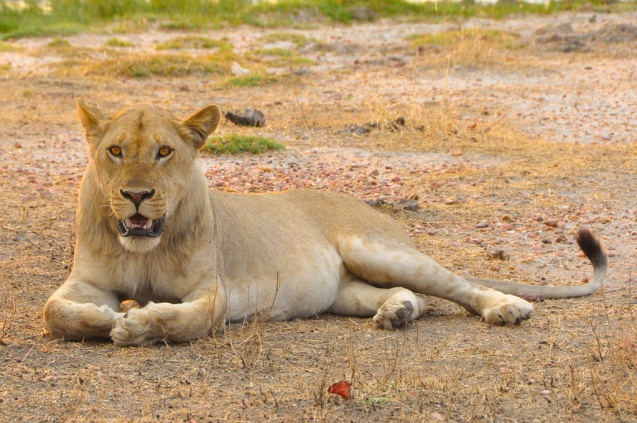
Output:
157,146,173,158
108,146,122,157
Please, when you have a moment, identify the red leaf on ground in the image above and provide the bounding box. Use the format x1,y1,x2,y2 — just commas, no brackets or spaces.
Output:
327,381,351,399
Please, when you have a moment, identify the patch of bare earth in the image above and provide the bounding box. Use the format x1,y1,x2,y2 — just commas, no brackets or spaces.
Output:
1,11,636,422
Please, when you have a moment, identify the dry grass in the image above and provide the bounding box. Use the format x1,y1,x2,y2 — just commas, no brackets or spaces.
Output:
409,28,526,69
82,50,241,77
1,15,637,422
261,31,317,47
249,46,317,68
155,35,232,50
104,37,134,48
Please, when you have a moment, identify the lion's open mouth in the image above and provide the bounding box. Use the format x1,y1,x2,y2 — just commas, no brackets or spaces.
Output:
117,213,166,238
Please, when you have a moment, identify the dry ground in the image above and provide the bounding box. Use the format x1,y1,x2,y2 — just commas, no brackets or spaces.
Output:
1,10,636,422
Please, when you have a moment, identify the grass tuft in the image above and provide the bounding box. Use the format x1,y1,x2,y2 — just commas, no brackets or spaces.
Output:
47,37,71,47
155,35,232,50
83,48,240,77
0,40,19,51
250,46,316,67
262,31,316,47
104,37,134,47
204,133,285,155
226,74,279,87
409,28,524,68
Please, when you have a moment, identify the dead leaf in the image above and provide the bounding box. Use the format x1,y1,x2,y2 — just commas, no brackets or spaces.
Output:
327,380,351,399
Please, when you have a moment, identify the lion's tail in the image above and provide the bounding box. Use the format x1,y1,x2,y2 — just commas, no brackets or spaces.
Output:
467,228,607,299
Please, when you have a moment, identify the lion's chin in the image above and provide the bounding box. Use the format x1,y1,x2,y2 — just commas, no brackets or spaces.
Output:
118,235,162,253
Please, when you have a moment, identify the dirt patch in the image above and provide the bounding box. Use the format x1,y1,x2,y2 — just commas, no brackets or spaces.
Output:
1,11,637,422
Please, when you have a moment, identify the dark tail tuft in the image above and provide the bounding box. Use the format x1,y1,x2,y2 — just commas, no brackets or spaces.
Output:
576,228,608,270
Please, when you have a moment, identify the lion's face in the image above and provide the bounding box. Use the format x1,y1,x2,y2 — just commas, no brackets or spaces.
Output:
77,101,220,253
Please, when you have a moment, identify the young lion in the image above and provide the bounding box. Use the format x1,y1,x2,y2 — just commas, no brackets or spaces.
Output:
43,101,607,346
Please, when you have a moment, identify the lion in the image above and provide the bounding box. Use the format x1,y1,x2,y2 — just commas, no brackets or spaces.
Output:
43,101,608,346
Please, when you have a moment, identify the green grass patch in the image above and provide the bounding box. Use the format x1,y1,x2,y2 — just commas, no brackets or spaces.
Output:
250,47,316,67
257,47,296,57
204,133,284,155
156,35,232,50
226,74,279,87
262,32,316,47
47,37,71,47
105,37,134,47
3,0,633,39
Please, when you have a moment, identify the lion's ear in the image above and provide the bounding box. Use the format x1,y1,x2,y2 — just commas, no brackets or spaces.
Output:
77,99,106,143
181,104,221,149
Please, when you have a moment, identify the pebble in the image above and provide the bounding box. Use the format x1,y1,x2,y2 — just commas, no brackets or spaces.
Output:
540,390,550,395
476,220,489,228
431,412,444,421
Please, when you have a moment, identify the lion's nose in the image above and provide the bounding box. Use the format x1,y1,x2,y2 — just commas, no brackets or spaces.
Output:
121,189,155,209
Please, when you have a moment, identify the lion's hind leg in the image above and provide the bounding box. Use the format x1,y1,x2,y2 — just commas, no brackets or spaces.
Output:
337,237,533,325
327,277,427,329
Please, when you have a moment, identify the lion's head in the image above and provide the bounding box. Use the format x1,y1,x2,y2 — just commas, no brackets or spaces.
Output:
77,100,221,253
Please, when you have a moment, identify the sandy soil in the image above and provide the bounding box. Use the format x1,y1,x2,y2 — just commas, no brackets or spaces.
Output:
1,10,636,422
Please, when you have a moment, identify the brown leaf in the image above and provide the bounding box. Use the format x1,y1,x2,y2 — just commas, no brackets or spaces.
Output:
327,381,351,399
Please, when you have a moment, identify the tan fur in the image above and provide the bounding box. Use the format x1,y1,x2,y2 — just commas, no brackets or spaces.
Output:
43,101,606,346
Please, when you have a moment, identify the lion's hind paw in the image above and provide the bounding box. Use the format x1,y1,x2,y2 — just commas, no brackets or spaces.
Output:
373,300,416,330
482,294,533,326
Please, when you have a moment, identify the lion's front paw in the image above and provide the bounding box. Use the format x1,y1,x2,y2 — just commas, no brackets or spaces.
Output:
110,308,163,346
373,300,416,330
481,294,533,325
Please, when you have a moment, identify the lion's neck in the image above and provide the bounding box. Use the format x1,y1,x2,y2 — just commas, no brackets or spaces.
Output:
162,164,215,249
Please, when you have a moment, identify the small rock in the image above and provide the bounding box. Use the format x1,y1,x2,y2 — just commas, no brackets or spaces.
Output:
231,61,250,76
366,199,386,207
476,220,489,229
540,389,550,395
544,220,559,228
501,215,514,222
400,200,419,211
488,250,509,261
450,150,463,157
431,412,444,421
43,375,56,382
225,109,265,127
14,142,22,148
444,197,459,205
